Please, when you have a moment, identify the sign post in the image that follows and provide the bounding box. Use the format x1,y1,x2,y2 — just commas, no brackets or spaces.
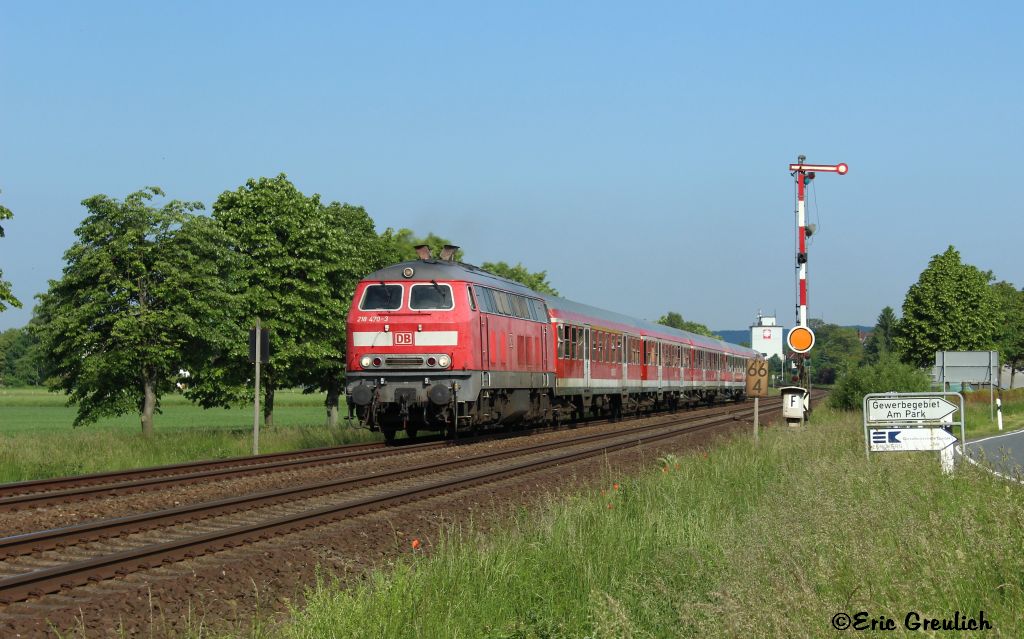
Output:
863,392,965,475
746,359,769,442
249,320,270,456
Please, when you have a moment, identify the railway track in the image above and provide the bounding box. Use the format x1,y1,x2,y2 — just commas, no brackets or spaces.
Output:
0,393,808,604
0,439,433,511
0,397,769,512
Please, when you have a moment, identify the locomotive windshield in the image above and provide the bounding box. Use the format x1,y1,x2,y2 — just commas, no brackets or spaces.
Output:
360,284,403,310
410,283,454,310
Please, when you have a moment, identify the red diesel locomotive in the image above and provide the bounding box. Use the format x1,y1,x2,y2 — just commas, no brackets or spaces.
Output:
345,247,761,441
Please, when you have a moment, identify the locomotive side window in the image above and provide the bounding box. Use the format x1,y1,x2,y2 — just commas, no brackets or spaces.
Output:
467,286,477,311
530,299,549,322
410,283,454,310
513,296,529,319
474,286,492,313
359,284,403,311
493,291,509,315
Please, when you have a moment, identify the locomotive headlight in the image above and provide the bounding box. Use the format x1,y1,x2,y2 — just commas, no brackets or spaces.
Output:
438,354,451,368
360,356,372,369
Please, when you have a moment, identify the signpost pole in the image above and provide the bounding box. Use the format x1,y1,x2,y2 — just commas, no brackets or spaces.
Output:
253,317,261,456
990,351,995,422
753,396,759,443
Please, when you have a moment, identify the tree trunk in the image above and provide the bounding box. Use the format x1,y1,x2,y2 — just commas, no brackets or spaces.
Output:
263,378,275,428
141,372,156,436
325,378,340,429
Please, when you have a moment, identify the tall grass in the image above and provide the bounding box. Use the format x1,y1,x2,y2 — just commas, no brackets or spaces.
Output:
272,409,1024,639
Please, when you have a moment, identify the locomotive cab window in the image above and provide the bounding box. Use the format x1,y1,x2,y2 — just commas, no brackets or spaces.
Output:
410,283,454,310
359,284,403,311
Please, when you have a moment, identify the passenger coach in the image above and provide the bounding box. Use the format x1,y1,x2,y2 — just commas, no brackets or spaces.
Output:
345,246,760,441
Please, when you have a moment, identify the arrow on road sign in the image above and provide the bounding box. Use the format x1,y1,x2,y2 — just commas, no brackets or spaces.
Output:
866,396,958,423
868,428,957,452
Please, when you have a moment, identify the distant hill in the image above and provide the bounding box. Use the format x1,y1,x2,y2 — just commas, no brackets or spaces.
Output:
716,330,750,346
715,325,874,347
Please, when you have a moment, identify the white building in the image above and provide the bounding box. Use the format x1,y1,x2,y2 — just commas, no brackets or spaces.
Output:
750,312,784,361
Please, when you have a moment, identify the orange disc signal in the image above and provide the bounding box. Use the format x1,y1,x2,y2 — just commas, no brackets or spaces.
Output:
787,326,815,353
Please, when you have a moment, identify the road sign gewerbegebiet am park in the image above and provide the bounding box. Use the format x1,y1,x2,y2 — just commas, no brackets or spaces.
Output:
862,392,965,475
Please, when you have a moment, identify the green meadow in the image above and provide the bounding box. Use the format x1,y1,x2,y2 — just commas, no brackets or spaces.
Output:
0,387,379,483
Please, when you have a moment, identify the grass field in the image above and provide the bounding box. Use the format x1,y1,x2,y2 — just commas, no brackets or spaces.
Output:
0,387,380,483
963,388,1024,438
266,408,1024,639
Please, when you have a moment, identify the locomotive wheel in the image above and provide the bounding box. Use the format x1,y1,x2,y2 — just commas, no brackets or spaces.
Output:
383,429,397,444
404,426,418,440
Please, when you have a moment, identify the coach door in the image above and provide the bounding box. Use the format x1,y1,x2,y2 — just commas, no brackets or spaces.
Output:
656,341,663,386
583,326,591,389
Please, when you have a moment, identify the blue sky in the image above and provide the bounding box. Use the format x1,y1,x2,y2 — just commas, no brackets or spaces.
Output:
1,1,1020,331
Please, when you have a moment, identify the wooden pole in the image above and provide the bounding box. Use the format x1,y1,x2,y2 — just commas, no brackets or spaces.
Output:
754,396,760,443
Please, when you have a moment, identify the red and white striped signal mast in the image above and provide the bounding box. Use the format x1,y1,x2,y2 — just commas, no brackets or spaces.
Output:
788,156,848,332
785,156,848,399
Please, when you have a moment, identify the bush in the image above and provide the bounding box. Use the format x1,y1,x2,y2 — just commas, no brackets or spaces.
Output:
829,354,931,410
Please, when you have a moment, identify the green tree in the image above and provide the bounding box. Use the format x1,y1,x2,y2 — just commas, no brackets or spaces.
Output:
767,354,784,387
894,246,1001,367
829,354,932,410
480,261,559,296
304,202,399,426
657,311,720,339
0,189,22,311
991,281,1024,387
208,175,397,427
807,319,863,385
391,229,464,262
0,325,44,386
35,188,237,434
863,306,898,364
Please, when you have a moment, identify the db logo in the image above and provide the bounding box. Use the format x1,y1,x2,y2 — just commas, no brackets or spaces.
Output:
394,332,414,345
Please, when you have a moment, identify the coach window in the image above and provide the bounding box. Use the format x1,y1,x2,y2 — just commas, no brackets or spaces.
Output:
359,284,403,311
556,325,564,359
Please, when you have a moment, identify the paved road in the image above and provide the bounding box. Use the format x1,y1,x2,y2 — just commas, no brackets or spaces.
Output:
961,429,1024,481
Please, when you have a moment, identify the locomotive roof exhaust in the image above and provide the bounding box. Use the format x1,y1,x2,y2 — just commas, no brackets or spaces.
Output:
412,244,459,262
